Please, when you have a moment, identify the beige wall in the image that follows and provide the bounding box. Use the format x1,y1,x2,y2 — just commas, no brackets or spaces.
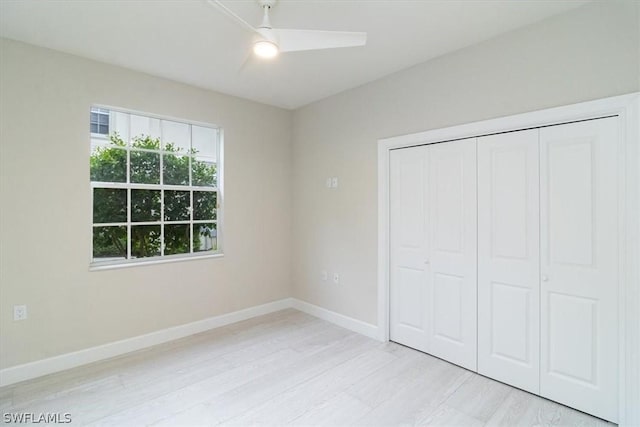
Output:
291,1,640,325
0,39,292,369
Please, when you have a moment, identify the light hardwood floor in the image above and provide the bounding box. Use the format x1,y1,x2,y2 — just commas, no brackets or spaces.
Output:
0,309,614,426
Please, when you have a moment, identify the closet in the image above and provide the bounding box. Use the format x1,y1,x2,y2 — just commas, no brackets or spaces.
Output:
389,116,619,422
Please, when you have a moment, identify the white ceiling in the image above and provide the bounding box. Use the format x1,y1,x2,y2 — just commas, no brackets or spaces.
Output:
0,0,587,109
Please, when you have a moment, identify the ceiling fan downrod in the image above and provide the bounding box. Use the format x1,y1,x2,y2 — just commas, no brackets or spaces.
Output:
258,0,276,29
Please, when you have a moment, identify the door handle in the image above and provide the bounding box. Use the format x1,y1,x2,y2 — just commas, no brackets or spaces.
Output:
424,259,430,265
542,275,549,282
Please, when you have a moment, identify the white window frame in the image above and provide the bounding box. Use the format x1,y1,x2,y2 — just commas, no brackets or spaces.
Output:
89,105,224,271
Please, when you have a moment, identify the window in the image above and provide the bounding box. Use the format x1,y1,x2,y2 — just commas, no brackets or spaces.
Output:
90,107,221,267
90,107,110,135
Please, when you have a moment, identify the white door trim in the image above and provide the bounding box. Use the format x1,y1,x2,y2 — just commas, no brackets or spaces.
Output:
377,92,640,426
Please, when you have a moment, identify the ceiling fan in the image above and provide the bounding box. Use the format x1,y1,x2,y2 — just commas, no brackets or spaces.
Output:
207,0,367,59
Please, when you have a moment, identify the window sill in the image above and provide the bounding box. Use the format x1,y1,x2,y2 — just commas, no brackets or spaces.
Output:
89,252,224,272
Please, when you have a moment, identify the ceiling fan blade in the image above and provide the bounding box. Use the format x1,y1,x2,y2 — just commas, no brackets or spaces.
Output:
206,0,258,34
273,29,367,53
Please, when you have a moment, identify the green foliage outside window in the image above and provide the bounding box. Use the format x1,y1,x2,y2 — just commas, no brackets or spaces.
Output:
92,134,217,260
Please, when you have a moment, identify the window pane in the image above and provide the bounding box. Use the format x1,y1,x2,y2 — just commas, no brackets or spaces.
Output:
163,153,189,186
192,159,216,187
162,120,190,152
90,112,98,123
98,114,109,125
111,111,130,142
164,190,190,221
191,126,216,159
131,189,160,222
90,123,98,133
93,226,127,260
130,114,161,141
98,124,109,135
93,188,127,223
164,224,190,255
193,223,217,252
130,151,160,184
193,191,216,220
131,225,161,258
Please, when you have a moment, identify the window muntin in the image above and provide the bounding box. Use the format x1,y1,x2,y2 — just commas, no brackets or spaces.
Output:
90,107,221,266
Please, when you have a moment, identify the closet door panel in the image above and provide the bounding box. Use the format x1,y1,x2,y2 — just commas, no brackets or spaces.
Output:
389,146,430,353
540,117,619,422
428,138,477,371
477,130,540,394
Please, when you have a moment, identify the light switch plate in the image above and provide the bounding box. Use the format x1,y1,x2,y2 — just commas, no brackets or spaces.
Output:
13,305,27,321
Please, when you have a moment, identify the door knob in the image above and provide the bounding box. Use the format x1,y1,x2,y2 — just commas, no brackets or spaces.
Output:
542,275,549,282
424,259,430,265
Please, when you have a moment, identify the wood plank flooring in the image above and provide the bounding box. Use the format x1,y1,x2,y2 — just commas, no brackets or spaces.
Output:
0,309,614,426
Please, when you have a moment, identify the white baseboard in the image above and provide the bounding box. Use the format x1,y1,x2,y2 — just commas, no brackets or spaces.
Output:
0,298,294,387
0,297,381,387
291,299,380,340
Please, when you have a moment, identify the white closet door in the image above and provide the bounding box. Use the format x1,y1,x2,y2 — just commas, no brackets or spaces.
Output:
390,139,477,369
390,145,430,353
477,130,540,394
540,117,619,422
427,138,477,371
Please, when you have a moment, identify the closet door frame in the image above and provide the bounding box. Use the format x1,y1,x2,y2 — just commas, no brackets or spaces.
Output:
377,92,639,426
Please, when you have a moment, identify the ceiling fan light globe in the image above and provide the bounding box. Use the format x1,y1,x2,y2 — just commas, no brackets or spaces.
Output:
253,40,279,58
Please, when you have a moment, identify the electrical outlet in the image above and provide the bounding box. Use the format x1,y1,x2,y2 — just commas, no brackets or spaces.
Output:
325,178,332,188
333,273,340,284
321,270,328,281
13,305,27,321
331,177,339,188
